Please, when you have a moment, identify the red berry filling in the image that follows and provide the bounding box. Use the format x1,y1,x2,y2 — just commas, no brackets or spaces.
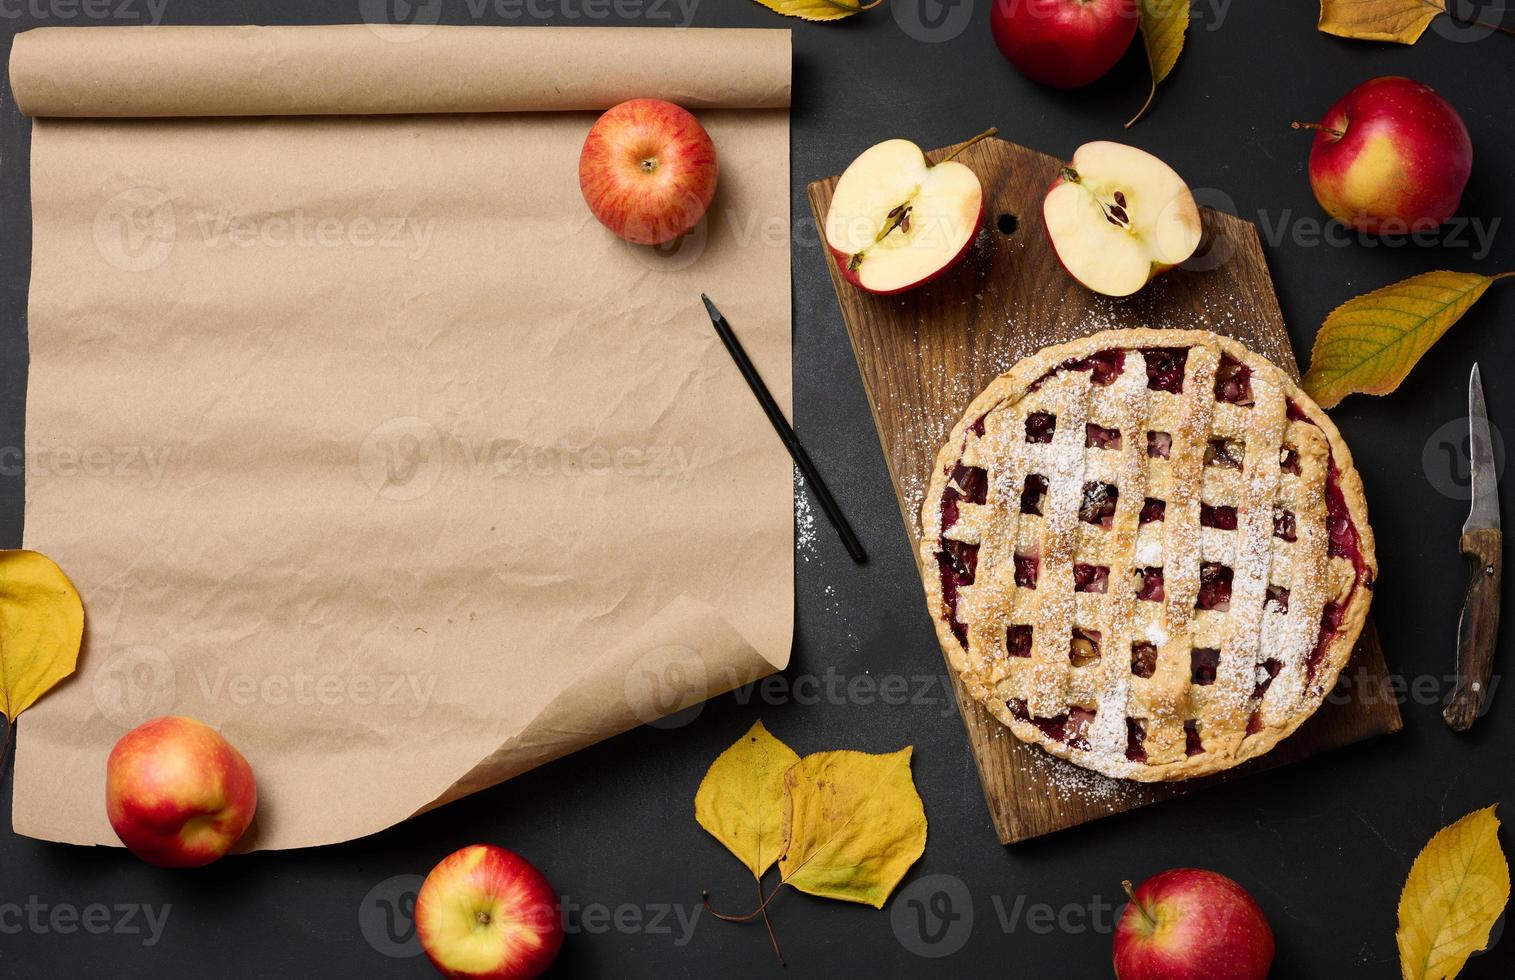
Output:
1125,718,1148,762
1196,562,1233,611
1205,437,1245,469
1143,347,1188,394
951,463,987,505
1273,508,1297,541
1214,353,1254,406
1070,628,1101,667
1184,720,1204,756
1307,602,1347,682
1020,474,1048,515
1025,412,1056,444
1280,448,1301,474
1013,553,1039,589
1007,624,1033,658
1063,349,1127,386
1086,423,1122,450
1131,642,1158,678
1139,497,1166,524
1066,706,1096,750
1326,468,1361,564
1080,482,1118,527
936,538,978,645
1190,647,1220,686
1074,564,1109,593
1265,584,1290,613
1200,503,1237,530
1253,658,1283,699
1135,567,1165,602
1147,431,1172,459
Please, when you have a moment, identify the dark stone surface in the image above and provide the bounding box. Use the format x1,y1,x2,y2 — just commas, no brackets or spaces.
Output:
2,1,1513,976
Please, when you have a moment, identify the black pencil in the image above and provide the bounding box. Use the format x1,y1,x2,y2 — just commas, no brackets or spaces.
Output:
700,294,868,565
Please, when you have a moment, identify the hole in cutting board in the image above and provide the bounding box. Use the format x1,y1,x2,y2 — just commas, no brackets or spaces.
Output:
997,212,1018,236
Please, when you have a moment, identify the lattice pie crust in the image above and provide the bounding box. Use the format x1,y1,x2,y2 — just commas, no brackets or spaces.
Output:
920,329,1376,780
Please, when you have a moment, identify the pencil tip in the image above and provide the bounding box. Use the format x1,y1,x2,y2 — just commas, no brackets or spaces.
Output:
700,293,720,320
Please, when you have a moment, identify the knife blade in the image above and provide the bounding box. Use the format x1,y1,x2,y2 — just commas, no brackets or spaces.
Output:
1445,363,1503,731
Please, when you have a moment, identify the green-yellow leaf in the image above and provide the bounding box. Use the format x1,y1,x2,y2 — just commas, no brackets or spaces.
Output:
1302,270,1511,408
1397,805,1510,980
1127,0,1189,127
0,550,84,724
749,0,880,22
695,720,801,878
1319,0,1446,45
778,747,927,909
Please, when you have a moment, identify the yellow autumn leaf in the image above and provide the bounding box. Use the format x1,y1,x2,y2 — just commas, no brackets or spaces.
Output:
1319,0,1446,44
1301,270,1511,409
1398,805,1510,980
749,0,880,22
778,747,927,909
695,720,801,878
1127,0,1189,127
0,550,84,723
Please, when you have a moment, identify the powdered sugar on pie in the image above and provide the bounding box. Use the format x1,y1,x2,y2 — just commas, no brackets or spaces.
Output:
920,329,1376,781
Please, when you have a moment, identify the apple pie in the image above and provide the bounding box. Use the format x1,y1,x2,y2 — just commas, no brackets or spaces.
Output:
920,329,1375,780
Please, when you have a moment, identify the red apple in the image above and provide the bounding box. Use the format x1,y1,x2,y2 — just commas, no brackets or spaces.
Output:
1044,140,1202,297
105,716,257,868
823,131,991,295
1113,869,1274,980
991,0,1139,89
578,98,718,246
1297,76,1472,234
415,844,563,980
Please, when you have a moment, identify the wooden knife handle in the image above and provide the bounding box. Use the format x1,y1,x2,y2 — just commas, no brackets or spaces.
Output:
1445,527,1503,731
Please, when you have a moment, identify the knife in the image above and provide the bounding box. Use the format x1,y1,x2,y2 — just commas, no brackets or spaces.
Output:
1445,363,1503,731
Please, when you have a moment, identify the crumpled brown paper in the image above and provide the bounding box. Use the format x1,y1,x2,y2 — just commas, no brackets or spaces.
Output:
9,25,793,850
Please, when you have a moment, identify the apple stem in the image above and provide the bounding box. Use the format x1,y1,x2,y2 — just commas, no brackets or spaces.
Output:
1291,121,1345,139
1122,880,1158,930
938,127,999,165
1125,76,1159,130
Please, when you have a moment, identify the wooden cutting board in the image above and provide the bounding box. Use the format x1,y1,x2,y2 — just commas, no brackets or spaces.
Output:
806,137,1402,845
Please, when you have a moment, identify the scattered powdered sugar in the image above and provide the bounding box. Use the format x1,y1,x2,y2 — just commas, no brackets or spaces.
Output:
1019,746,1137,805
795,466,817,561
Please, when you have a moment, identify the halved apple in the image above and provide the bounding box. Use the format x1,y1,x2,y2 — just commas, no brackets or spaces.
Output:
1043,141,1203,298
824,132,991,295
